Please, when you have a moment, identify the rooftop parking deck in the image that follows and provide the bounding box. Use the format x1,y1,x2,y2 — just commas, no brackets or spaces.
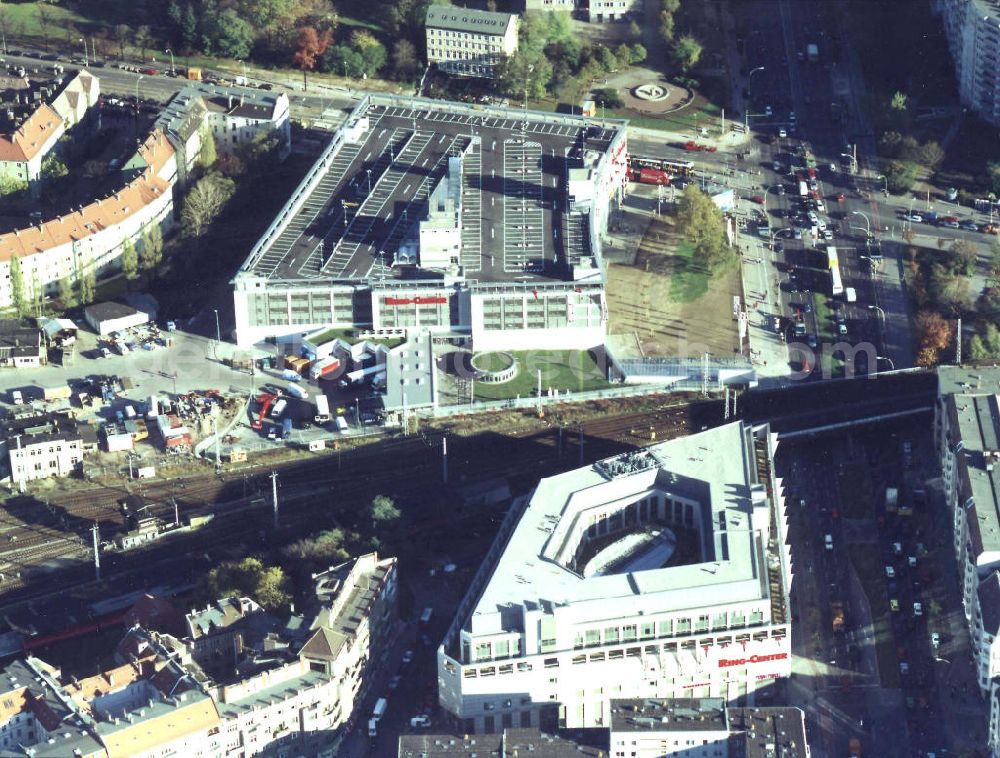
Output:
241,97,622,285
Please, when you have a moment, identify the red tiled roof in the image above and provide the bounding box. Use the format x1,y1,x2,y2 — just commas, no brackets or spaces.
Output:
0,104,62,162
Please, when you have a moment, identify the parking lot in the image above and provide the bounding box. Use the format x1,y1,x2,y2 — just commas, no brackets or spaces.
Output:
777,417,986,757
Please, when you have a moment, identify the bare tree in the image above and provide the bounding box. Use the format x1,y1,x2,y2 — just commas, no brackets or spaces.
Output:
114,24,130,61
181,173,236,238
136,25,150,61
36,4,52,50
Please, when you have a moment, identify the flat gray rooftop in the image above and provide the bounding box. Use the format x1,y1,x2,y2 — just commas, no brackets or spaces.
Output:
243,96,621,284
466,422,768,637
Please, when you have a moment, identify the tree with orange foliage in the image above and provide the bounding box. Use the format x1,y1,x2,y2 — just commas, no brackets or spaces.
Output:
293,26,332,91
914,310,955,367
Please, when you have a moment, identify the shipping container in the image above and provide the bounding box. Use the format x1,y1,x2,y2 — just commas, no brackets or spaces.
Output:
309,356,341,381
41,385,71,401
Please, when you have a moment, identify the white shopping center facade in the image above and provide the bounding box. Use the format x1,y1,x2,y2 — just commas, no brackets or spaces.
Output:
436,421,793,732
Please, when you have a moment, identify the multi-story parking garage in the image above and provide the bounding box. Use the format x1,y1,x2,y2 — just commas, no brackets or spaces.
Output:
232,94,628,350
435,421,793,732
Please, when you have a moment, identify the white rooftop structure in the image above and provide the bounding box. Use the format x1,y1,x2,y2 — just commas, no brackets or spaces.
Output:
438,421,792,732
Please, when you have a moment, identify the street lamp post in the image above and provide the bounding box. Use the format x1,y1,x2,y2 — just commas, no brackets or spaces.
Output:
877,174,889,196
78,38,88,67
165,48,175,76
868,305,886,322
133,75,144,142
876,356,895,371
237,59,247,82
851,210,871,239
212,309,221,360
366,169,372,194
745,66,765,133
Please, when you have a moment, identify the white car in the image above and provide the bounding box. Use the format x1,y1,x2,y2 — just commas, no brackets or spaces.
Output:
778,128,787,138
402,650,414,664
828,163,837,172
892,542,902,555
931,632,940,648
815,199,826,212
388,675,401,690
913,602,923,616
824,534,833,550
816,220,828,231
822,229,834,240
410,715,432,729
807,211,819,224
885,566,896,578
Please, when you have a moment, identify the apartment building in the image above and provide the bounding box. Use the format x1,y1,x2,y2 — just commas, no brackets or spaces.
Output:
586,0,642,22
609,698,809,757
936,366,1000,756
0,130,176,310
2,411,83,487
50,69,101,129
157,82,291,185
0,320,44,368
0,104,64,185
437,422,792,732
0,552,398,757
937,0,1000,125
425,6,519,78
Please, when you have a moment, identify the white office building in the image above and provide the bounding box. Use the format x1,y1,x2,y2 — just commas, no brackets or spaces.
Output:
937,0,1000,125
425,6,519,78
437,421,792,732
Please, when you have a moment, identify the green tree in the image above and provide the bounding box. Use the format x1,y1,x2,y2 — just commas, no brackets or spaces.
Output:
41,155,68,183
882,159,918,194
970,323,1000,361
677,184,732,271
58,277,76,309
593,87,624,109
629,43,647,65
8,255,25,317
352,31,387,77
77,266,96,306
658,11,674,43
180,3,198,50
0,175,27,197
890,90,908,112
121,239,139,283
368,494,401,528
324,44,364,78
672,34,702,72
141,223,164,273
281,528,350,573
987,161,1000,195
628,20,642,39
203,9,254,59
595,44,618,73
241,0,296,28
199,124,217,168
204,557,292,612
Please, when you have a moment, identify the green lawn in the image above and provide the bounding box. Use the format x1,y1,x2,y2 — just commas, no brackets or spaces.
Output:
668,240,711,304
471,349,612,401
306,326,403,350
848,543,900,689
0,3,94,41
472,351,515,372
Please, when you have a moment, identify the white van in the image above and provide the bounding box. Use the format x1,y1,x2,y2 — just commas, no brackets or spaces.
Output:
335,416,349,433
10,390,22,405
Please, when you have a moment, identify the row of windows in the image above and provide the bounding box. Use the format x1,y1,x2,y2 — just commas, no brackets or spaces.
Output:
462,629,783,678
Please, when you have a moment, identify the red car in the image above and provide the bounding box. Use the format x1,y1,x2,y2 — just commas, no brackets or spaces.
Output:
750,195,765,204
141,67,159,75
835,193,846,203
